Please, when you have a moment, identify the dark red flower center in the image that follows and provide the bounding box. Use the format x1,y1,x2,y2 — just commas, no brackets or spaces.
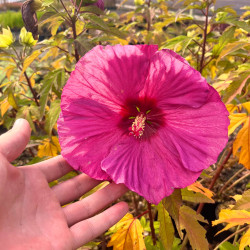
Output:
119,97,165,139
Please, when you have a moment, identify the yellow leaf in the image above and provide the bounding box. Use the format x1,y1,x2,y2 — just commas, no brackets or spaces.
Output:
228,113,248,135
0,98,10,116
240,228,250,250
37,136,61,158
107,213,146,250
5,64,16,80
21,50,41,76
188,182,214,200
233,117,250,169
226,104,238,113
241,102,250,113
212,209,250,234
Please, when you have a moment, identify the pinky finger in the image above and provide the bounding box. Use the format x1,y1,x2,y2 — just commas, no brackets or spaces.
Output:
70,201,128,249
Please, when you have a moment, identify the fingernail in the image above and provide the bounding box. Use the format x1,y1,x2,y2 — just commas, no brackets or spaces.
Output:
13,118,26,129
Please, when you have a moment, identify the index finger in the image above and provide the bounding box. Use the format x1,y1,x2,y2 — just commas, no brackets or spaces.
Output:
28,155,73,182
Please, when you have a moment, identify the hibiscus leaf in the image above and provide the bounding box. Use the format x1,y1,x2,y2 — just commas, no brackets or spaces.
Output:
216,41,250,64
212,26,236,57
233,189,250,211
21,50,41,77
162,189,183,239
233,116,250,169
179,205,209,250
240,228,250,250
45,99,61,135
181,189,214,204
37,136,61,158
107,213,146,250
219,241,239,250
212,209,250,234
223,72,250,104
228,113,248,135
157,202,175,250
187,182,214,201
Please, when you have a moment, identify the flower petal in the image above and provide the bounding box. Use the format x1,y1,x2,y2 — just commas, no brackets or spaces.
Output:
162,86,229,172
65,45,158,112
58,97,123,180
101,136,202,204
142,49,209,108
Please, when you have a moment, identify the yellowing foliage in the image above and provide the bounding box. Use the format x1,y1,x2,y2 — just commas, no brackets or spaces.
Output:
228,103,250,169
188,182,214,201
37,136,61,158
0,98,10,116
213,209,250,250
107,213,146,250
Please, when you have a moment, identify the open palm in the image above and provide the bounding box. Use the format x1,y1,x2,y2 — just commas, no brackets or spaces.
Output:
0,119,128,250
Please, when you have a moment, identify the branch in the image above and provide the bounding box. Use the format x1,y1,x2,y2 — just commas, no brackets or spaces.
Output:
199,2,210,73
147,201,157,245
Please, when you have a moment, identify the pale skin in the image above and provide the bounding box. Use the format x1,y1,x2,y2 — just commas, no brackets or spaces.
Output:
0,119,128,250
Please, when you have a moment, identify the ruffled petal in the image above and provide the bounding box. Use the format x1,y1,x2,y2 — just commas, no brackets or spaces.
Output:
161,86,229,172
142,49,209,108
65,44,158,112
101,136,202,204
58,97,123,180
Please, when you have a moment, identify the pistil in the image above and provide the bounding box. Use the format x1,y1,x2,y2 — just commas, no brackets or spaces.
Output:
129,114,146,138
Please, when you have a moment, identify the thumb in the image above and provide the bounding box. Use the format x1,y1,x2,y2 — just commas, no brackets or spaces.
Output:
0,119,31,162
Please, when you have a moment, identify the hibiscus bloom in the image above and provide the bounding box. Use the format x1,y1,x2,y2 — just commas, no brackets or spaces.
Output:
58,45,229,204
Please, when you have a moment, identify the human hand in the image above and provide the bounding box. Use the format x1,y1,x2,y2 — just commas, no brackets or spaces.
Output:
0,119,128,250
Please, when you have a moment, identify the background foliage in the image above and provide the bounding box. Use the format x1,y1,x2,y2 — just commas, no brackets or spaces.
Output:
0,0,249,249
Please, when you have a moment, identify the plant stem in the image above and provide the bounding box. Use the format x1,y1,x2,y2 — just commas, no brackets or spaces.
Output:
180,234,189,250
24,71,40,106
199,1,209,73
224,171,250,192
214,225,249,250
147,201,157,245
218,167,245,195
11,46,40,106
59,0,72,21
146,0,151,32
132,192,139,215
196,147,233,214
72,20,80,62
136,210,149,219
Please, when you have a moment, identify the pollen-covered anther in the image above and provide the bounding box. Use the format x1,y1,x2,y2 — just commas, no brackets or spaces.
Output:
129,114,146,138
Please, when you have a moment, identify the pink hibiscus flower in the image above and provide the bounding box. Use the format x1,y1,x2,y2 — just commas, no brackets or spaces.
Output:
58,45,229,204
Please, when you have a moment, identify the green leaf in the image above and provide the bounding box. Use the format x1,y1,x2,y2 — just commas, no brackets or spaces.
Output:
181,188,215,204
163,189,183,238
42,0,54,7
179,205,209,250
223,72,250,104
7,87,18,110
172,237,182,250
212,27,236,56
217,41,250,64
45,99,61,135
157,202,175,250
39,77,54,117
80,5,104,15
219,241,239,250
144,236,165,250
16,106,36,132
